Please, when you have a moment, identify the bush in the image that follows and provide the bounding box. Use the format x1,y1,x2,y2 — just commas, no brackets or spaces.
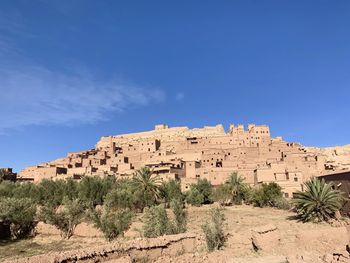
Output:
186,179,213,206
142,205,170,238
251,183,283,208
0,181,16,198
78,176,116,207
91,208,133,241
212,184,232,206
194,179,213,204
292,177,344,222
160,180,184,206
64,178,79,201
37,179,66,207
169,199,187,234
274,197,291,210
142,201,188,238
0,197,37,239
201,208,226,251
40,198,86,239
12,183,40,203
186,187,204,206
105,187,134,211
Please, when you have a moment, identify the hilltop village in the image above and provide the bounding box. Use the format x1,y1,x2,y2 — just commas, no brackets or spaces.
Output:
18,124,350,198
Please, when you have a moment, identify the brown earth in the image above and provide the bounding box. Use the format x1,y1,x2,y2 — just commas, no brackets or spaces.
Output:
2,205,350,263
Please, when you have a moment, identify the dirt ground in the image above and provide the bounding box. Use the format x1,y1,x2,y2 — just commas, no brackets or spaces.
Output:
1,204,349,262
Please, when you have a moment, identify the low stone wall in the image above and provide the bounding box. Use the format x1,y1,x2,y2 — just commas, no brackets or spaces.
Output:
4,233,199,263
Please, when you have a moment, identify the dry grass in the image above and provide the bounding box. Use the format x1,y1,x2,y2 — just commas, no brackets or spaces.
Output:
0,234,107,261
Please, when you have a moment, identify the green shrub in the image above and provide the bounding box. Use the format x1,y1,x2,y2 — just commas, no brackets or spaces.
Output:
160,179,184,206
0,181,16,198
292,177,344,222
12,183,40,203
169,199,187,234
212,184,232,205
105,187,134,210
274,197,291,210
201,208,226,251
91,208,133,241
142,200,188,238
142,205,170,238
64,178,79,201
251,183,283,208
40,198,86,239
186,179,213,206
194,179,213,204
78,176,116,207
186,187,204,206
37,179,66,207
0,197,37,239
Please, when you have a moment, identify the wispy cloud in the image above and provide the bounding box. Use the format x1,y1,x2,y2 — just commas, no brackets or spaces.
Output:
0,66,165,132
0,7,165,133
175,92,185,101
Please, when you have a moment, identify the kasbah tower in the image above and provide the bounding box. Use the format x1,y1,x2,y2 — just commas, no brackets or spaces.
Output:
18,123,350,198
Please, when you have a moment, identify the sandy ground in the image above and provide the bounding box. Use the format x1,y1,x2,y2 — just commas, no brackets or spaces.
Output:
1,204,349,262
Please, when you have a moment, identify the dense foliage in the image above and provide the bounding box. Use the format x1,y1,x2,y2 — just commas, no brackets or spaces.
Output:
0,197,37,239
160,179,184,206
2,167,338,243
186,179,213,206
142,199,187,238
142,205,170,238
132,167,162,211
292,177,344,222
212,173,250,205
40,198,86,239
251,182,284,208
91,207,133,241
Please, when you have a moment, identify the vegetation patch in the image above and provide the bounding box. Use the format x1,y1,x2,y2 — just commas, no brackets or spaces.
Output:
292,177,345,222
201,207,226,252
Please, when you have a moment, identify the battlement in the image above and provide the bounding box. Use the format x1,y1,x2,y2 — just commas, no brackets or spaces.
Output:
97,123,271,149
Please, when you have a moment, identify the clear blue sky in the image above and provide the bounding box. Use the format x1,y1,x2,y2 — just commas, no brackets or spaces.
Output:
1,1,350,172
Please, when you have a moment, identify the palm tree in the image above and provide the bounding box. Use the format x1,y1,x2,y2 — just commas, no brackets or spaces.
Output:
225,172,247,203
132,167,162,208
292,177,345,223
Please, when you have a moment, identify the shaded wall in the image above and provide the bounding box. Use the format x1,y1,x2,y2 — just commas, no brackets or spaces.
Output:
319,171,350,215
0,222,11,239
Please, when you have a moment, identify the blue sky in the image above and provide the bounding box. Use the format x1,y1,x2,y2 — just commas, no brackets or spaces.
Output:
1,1,350,172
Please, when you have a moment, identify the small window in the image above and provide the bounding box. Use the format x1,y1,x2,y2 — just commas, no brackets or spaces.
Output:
284,193,289,198
294,177,298,182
